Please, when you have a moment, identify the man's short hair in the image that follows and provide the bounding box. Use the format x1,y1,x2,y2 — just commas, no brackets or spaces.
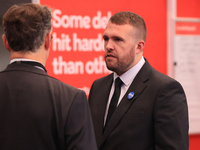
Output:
2,3,52,52
109,11,147,42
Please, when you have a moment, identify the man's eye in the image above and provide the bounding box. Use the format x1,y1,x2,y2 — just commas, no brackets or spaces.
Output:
103,37,109,41
116,38,122,41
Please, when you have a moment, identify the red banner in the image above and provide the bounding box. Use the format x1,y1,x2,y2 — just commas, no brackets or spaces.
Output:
40,0,167,96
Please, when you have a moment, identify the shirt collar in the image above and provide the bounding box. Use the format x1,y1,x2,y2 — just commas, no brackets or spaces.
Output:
10,58,43,65
113,56,145,86
10,58,46,72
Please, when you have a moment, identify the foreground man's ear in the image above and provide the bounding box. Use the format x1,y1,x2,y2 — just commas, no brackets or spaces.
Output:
44,32,52,51
2,34,11,52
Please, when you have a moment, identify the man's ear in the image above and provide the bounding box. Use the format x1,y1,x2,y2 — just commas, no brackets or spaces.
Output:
136,40,145,54
2,34,11,52
44,32,51,51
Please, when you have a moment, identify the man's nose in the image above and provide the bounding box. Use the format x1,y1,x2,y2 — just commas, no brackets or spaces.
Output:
105,40,114,51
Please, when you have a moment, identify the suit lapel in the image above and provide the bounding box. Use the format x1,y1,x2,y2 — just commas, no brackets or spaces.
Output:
98,76,113,135
90,74,113,146
100,60,152,146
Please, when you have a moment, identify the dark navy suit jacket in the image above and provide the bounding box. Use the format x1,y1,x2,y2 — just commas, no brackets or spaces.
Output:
89,60,189,150
0,63,97,150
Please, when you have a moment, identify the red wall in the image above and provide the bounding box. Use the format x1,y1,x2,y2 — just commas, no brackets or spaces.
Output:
41,0,167,94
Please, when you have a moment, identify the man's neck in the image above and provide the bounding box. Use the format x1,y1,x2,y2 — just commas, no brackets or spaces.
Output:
10,50,46,66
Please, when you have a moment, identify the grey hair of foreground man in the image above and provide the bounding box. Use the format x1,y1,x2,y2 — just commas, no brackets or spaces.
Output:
2,3,52,52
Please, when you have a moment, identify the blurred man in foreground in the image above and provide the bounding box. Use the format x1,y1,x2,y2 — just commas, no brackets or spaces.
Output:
0,3,97,150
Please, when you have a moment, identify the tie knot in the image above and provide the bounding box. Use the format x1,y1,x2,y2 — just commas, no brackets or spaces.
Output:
115,77,123,87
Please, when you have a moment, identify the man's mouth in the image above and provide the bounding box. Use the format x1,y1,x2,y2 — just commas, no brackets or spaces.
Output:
106,53,115,58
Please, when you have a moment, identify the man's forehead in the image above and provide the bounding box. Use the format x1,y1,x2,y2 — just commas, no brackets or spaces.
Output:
103,22,135,36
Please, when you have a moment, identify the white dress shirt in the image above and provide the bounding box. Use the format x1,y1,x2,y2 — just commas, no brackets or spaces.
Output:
104,57,145,125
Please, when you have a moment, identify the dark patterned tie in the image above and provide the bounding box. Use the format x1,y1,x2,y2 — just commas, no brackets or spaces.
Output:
105,77,123,127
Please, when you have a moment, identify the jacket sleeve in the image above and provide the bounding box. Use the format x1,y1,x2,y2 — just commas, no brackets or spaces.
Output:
65,90,97,150
154,80,189,150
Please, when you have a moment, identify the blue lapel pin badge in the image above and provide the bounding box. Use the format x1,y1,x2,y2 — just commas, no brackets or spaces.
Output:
127,92,134,100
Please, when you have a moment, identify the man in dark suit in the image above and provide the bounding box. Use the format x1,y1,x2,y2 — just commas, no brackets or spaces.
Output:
89,11,189,150
0,3,97,150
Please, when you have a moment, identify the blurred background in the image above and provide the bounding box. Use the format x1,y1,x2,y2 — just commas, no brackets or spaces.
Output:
0,0,200,149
